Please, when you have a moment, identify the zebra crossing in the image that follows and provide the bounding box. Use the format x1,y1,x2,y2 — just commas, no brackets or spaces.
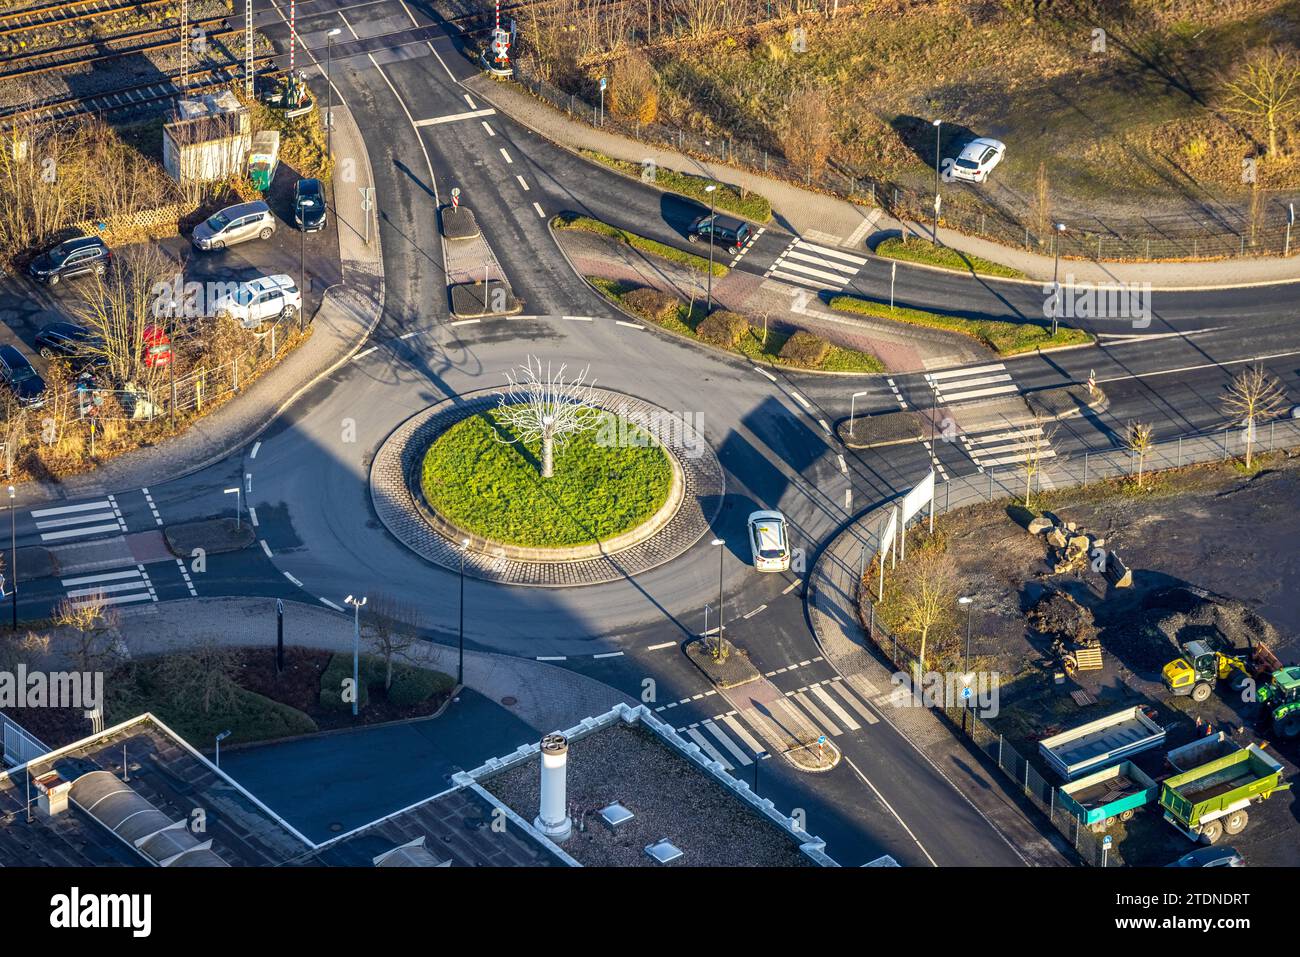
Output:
59,564,157,610
960,423,1057,469
923,362,1019,405
677,676,880,771
765,237,867,292
29,496,126,543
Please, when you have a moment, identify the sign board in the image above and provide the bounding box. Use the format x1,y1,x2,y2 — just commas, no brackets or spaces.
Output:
877,506,898,600
599,77,607,91
898,469,936,561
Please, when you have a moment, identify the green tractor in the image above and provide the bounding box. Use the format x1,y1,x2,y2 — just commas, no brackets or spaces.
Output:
1257,667,1300,739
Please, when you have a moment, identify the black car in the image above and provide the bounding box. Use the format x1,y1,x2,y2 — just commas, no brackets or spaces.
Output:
34,321,106,370
0,345,46,407
1167,847,1244,868
28,236,111,286
294,178,327,232
687,213,751,252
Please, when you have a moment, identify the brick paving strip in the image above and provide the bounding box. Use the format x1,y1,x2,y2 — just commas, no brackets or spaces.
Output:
19,101,385,506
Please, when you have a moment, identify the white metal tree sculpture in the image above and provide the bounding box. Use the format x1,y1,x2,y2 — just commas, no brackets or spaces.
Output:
494,357,601,478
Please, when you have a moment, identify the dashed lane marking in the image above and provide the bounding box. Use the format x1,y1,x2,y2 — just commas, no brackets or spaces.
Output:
260,540,273,558
533,202,545,217
536,655,566,661
320,598,344,612
250,441,261,459
742,604,767,619
249,507,259,527
140,487,162,526
499,148,513,164
646,641,676,650
592,651,624,659
283,571,303,587
175,558,198,598
516,175,530,191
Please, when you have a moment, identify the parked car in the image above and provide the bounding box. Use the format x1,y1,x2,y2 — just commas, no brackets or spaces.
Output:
1167,847,1244,868
34,321,106,369
192,200,276,251
211,274,301,329
143,325,172,368
27,236,111,286
0,345,47,407
746,510,791,573
949,137,1006,183
1290,404,1300,419
294,178,327,232
687,213,752,252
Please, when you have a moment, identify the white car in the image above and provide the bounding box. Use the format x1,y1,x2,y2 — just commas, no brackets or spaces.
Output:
747,510,791,573
949,137,1006,183
212,275,301,329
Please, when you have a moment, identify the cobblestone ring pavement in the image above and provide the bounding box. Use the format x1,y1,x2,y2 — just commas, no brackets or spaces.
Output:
369,388,724,587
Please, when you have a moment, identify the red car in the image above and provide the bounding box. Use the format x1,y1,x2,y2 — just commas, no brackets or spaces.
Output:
143,325,172,368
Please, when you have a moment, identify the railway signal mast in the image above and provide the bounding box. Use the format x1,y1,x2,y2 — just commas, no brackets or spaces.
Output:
180,0,189,88
245,0,254,99
491,0,510,69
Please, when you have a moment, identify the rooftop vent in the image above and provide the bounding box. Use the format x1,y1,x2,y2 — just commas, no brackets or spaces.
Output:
644,839,682,864
535,733,572,842
598,802,633,830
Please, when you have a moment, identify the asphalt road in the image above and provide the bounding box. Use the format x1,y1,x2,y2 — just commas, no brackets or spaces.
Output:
8,0,1300,867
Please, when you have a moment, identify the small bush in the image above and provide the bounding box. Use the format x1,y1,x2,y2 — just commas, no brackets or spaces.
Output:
778,330,831,367
387,665,455,707
622,287,681,324
319,653,370,711
696,310,750,347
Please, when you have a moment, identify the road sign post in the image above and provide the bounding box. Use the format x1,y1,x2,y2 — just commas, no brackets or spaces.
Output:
276,598,284,674
451,187,460,210
598,76,606,125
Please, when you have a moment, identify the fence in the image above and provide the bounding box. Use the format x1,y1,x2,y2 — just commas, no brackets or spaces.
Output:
2,712,49,767
510,65,1300,262
850,416,1300,866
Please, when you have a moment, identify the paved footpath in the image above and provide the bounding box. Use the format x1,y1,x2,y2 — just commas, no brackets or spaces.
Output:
20,102,385,507
114,596,636,737
469,75,1300,289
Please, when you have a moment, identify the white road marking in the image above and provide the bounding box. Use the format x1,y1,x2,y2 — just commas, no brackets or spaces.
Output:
684,727,733,770
283,571,303,587
499,148,513,164
592,651,624,659
320,598,344,611
481,121,495,136
250,441,261,459
260,540,273,558
791,392,811,409
536,655,566,661
742,604,767,619
249,507,259,527
703,720,753,766
352,346,377,360
646,641,676,650
616,320,643,330
515,175,530,191
412,107,496,127
533,202,545,217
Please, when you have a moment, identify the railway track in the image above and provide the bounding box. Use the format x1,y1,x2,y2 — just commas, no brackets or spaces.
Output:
0,13,242,81
1,54,279,123
0,0,171,39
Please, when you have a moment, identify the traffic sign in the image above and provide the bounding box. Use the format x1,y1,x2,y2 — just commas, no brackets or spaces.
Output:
961,686,971,699
451,187,461,209
599,76,607,91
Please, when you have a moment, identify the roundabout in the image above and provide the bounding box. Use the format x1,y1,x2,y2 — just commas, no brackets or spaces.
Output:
369,387,725,587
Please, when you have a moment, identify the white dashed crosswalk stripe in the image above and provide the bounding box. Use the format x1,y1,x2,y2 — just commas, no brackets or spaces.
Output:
60,564,156,609
765,237,864,292
702,720,753,766
30,498,127,542
961,424,1057,469
792,691,841,736
811,683,861,731
684,726,733,770
924,362,1018,404
828,678,879,724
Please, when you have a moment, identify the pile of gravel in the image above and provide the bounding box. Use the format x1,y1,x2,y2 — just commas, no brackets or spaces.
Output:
1106,586,1283,671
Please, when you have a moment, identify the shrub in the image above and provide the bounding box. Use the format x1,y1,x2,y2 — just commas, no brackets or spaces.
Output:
622,286,681,324
319,653,370,711
778,330,831,367
696,310,750,348
387,665,455,707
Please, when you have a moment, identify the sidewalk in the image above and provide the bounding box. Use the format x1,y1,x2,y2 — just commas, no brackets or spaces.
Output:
468,75,1300,289
113,597,636,737
20,101,385,507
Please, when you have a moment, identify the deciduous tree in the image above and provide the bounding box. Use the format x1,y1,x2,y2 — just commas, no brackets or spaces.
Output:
1220,365,1286,467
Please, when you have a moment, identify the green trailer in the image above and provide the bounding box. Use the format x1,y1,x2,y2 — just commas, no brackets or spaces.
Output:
1159,744,1290,844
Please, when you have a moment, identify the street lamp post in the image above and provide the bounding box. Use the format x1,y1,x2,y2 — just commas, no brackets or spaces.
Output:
345,594,366,717
325,28,342,156
704,184,717,316
932,119,943,245
215,730,231,768
958,595,974,730
458,538,469,686
1051,222,1067,337
7,485,15,630
849,390,870,438
711,538,725,659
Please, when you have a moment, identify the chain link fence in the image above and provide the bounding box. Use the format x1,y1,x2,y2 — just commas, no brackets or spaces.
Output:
510,65,1300,262
850,415,1300,866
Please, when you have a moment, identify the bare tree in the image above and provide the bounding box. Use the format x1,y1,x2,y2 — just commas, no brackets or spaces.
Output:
494,356,602,478
611,50,659,123
157,636,239,716
1125,421,1154,487
894,545,958,676
51,593,121,673
1221,365,1287,467
779,86,834,177
1221,46,1300,157
1019,414,1058,509
71,243,178,388
364,592,422,691
0,392,28,480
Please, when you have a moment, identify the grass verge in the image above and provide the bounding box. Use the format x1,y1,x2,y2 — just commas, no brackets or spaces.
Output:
421,407,673,547
874,237,1026,279
591,278,884,373
829,294,1092,356
553,213,728,276
579,149,773,222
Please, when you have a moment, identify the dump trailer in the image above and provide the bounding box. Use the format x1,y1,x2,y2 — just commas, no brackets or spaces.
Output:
1039,706,1166,781
1166,732,1240,772
1058,761,1160,833
1159,744,1290,844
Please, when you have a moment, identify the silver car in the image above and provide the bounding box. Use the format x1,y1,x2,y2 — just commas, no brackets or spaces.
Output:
192,200,276,251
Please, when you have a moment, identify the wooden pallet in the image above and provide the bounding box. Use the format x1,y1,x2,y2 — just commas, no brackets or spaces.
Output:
1074,647,1104,671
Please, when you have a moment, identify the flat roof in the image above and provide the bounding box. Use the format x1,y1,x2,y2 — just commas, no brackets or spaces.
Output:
479,709,829,867
0,715,312,868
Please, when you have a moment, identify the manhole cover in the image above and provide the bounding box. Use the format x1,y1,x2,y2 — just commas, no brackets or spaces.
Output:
500,696,517,706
